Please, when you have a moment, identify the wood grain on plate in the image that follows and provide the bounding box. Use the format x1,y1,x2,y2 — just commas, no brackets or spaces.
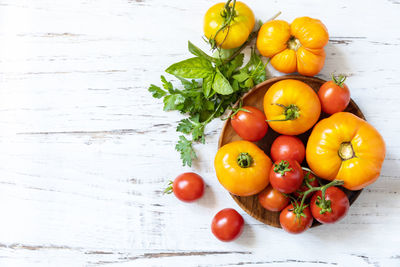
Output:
218,75,364,228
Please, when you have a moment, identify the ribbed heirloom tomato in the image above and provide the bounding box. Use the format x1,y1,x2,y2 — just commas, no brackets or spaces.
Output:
214,140,272,196
204,1,255,49
257,17,329,76
264,79,321,135
307,112,386,190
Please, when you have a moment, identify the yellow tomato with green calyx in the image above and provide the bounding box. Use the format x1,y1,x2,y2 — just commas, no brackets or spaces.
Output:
214,140,272,196
263,79,321,135
257,17,328,76
306,112,386,191
204,1,255,49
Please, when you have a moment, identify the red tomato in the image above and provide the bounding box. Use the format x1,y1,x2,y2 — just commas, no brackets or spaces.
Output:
211,208,244,242
293,170,320,198
269,159,304,194
171,172,204,202
318,75,350,114
310,186,349,224
231,106,268,142
270,135,305,163
280,204,313,234
258,185,289,212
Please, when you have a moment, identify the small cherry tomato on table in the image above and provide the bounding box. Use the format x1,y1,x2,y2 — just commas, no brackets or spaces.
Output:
270,135,305,163
211,208,244,242
293,170,319,198
231,106,268,142
258,185,289,212
269,159,304,194
310,186,349,224
318,74,351,114
280,203,313,234
165,172,205,202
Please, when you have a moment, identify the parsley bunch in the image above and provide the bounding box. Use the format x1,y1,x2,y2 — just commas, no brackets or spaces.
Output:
149,41,267,166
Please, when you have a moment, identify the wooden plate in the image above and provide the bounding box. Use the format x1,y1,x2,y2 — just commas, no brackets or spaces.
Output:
218,75,364,228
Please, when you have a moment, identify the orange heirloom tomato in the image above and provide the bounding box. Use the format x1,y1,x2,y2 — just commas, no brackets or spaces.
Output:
214,140,272,196
204,1,255,49
306,112,386,190
257,17,328,76
263,79,321,135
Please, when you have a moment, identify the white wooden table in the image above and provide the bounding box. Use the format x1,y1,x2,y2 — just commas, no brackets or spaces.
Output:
1,0,400,266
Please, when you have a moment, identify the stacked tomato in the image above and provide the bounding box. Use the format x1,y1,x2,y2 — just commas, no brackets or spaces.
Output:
214,77,386,234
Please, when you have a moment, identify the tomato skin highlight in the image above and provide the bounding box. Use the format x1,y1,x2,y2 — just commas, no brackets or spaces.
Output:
310,187,349,224
318,81,350,114
270,135,305,163
172,172,205,202
280,204,313,234
211,208,244,242
231,106,268,142
270,159,304,194
258,185,289,212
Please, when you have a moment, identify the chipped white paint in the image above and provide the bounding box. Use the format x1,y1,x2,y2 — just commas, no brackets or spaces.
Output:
0,0,400,266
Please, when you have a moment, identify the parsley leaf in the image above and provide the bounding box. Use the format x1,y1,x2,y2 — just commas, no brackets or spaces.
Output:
148,84,166,99
175,135,197,167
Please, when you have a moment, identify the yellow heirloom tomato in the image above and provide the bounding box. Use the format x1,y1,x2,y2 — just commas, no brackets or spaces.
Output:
257,17,328,76
214,140,272,196
263,79,321,135
306,112,386,190
204,1,255,49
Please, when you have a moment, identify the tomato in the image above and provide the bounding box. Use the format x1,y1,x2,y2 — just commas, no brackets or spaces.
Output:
270,135,305,163
264,79,321,135
168,172,205,202
258,185,289,212
214,140,272,196
257,17,328,76
310,186,349,224
204,1,255,49
269,159,303,194
211,208,244,242
306,112,386,190
231,106,268,142
318,75,351,114
293,170,319,198
280,204,313,234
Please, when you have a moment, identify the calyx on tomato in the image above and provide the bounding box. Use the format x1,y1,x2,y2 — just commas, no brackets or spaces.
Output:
338,142,355,161
331,74,347,88
267,103,300,122
237,152,253,168
273,160,293,176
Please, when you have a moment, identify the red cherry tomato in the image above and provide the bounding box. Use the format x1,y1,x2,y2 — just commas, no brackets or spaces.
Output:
280,203,313,234
318,75,350,114
211,208,244,242
171,172,204,202
269,159,304,194
310,186,350,224
258,185,289,212
293,170,320,198
270,135,305,163
231,106,268,142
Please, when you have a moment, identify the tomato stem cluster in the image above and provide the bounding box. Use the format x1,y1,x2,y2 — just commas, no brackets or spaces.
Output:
208,0,237,50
